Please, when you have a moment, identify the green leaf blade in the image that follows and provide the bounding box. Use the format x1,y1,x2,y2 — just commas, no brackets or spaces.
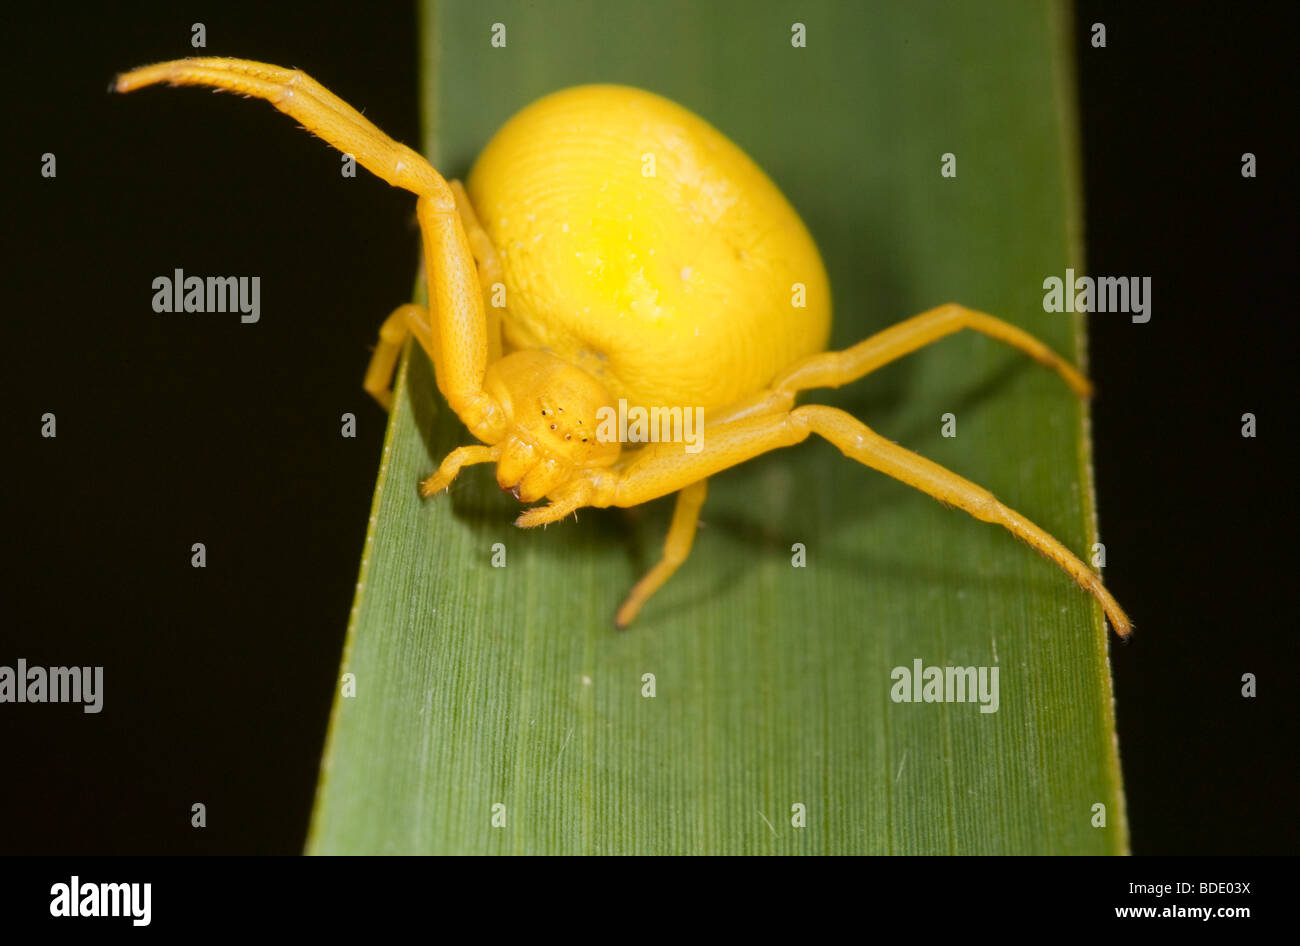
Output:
308,0,1126,856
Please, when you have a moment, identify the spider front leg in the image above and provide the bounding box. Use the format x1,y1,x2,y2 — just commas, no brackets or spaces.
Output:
116,57,508,445
364,185,503,410
450,180,504,365
546,408,1131,637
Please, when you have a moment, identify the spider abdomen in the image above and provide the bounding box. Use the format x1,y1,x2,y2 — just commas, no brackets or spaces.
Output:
467,84,832,414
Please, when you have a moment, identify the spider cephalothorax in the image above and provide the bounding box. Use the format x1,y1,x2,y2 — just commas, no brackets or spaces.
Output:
482,350,621,501
116,57,1132,636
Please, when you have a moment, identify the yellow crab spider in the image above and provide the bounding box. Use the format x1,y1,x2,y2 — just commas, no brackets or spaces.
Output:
116,57,1132,637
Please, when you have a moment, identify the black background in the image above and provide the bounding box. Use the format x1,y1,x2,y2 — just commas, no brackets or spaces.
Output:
2,2,1294,855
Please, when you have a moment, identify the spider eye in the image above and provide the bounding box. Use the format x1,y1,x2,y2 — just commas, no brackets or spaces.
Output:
550,424,558,430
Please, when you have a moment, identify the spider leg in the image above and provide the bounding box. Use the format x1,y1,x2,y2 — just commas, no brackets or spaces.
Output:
116,58,508,444
450,180,504,364
365,186,499,410
573,406,1130,637
709,303,1091,425
514,475,711,626
364,304,435,411
614,480,709,628
539,304,1099,628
